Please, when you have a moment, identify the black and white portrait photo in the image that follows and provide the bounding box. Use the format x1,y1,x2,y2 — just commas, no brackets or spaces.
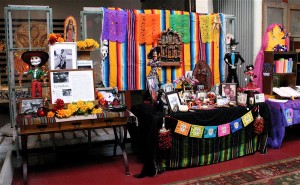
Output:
49,42,77,70
54,49,72,69
53,72,69,83
20,98,44,114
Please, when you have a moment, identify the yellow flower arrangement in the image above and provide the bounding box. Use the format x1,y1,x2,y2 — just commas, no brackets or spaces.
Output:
47,99,102,118
76,39,100,50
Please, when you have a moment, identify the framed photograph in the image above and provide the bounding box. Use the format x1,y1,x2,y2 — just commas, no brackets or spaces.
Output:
165,91,181,113
221,83,237,102
19,98,44,114
163,83,174,93
95,87,119,103
254,93,265,103
147,75,160,102
49,42,77,70
49,69,95,104
185,70,193,79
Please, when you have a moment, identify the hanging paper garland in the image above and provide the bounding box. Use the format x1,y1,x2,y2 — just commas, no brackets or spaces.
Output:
189,125,205,138
175,120,192,136
171,106,263,138
241,111,254,127
204,126,217,138
217,123,230,137
230,118,243,133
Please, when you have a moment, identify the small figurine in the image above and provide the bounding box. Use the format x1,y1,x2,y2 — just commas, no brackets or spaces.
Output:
147,46,161,77
22,51,49,98
244,64,260,91
224,39,245,87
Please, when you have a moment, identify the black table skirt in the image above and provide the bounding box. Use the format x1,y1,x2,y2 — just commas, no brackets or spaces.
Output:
131,103,271,177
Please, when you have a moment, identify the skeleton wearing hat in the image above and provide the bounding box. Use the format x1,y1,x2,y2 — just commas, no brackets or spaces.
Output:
224,39,245,87
22,51,49,98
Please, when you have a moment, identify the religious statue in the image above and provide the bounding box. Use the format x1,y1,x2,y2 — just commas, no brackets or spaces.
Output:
64,16,77,42
22,51,49,98
224,39,245,87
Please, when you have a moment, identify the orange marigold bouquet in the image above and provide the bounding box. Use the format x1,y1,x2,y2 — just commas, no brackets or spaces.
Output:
48,33,64,45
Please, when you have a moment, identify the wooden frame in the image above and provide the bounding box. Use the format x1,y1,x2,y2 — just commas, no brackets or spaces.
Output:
49,69,95,104
263,2,287,33
221,83,237,102
19,98,44,114
49,42,77,70
64,16,77,42
288,5,300,38
165,91,181,113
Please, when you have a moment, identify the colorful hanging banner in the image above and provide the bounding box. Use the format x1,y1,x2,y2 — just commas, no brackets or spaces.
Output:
204,126,217,138
136,14,160,44
189,125,204,138
102,8,128,42
170,14,190,43
230,118,243,133
175,120,192,136
218,123,230,137
241,111,254,127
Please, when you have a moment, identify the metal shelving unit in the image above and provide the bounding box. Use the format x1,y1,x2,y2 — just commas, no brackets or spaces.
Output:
4,5,53,129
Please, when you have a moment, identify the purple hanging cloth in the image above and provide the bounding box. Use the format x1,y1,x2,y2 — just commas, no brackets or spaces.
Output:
102,8,128,42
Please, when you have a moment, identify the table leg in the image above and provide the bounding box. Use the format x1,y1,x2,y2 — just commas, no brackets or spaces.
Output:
113,126,130,176
21,135,28,185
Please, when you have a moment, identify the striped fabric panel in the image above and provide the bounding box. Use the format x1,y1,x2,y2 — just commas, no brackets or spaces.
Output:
102,9,226,90
167,128,259,169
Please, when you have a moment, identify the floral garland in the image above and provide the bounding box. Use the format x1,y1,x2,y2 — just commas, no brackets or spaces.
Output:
47,99,102,118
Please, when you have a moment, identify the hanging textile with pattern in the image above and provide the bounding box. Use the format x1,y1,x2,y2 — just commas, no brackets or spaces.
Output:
170,14,190,43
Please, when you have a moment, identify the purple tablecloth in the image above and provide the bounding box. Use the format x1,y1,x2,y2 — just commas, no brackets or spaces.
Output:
266,99,300,148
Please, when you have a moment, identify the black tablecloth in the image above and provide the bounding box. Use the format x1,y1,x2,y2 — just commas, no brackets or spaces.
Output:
131,103,271,177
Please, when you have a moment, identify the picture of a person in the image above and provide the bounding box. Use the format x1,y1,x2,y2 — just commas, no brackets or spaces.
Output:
55,49,67,69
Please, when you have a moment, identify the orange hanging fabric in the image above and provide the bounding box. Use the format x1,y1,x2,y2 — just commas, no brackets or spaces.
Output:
136,13,160,44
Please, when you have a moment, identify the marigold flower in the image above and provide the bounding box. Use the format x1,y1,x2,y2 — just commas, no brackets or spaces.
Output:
56,109,66,118
67,103,78,114
92,107,102,114
76,100,85,108
47,111,55,118
86,101,95,110
64,108,73,118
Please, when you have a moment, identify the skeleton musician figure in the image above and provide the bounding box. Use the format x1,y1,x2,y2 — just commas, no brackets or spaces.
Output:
22,51,48,98
224,39,245,87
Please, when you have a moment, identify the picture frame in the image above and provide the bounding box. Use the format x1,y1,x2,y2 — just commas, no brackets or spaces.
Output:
49,69,95,104
49,42,77,70
163,83,174,93
165,91,181,113
185,70,193,79
221,83,237,102
147,75,160,102
19,98,44,114
254,93,265,103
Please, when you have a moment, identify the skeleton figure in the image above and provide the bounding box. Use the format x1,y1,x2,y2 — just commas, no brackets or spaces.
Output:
101,40,109,61
22,51,48,98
